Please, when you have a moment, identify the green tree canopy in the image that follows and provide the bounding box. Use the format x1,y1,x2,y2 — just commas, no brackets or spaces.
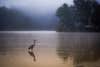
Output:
56,4,74,32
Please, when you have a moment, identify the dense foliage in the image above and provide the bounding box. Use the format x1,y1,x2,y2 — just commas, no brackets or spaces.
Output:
56,0,100,32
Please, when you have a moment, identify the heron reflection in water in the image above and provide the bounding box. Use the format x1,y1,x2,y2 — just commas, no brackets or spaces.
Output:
28,40,37,62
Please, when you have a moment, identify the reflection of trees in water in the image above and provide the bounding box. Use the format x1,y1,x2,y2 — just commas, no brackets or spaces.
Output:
57,33,100,65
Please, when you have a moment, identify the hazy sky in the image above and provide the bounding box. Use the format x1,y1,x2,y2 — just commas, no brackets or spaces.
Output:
0,0,100,16
0,0,100,14
0,0,74,14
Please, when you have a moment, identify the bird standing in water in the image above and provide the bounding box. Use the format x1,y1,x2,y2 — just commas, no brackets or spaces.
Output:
28,40,36,51
28,40,37,62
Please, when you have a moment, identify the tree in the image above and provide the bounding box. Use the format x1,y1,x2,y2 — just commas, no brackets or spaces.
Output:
91,2,100,32
56,4,74,32
74,0,97,32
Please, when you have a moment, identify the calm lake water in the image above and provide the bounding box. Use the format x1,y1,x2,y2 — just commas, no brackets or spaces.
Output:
0,31,100,67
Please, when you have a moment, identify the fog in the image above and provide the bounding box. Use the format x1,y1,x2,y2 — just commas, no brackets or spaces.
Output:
0,0,73,15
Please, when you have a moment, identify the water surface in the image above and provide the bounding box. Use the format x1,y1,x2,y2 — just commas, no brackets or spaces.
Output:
0,31,100,67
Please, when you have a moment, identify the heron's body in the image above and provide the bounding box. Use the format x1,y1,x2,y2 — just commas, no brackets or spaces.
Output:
28,44,35,50
28,40,36,50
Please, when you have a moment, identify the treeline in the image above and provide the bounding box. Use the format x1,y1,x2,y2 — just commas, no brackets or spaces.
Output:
0,7,36,31
56,0,100,32
0,7,57,31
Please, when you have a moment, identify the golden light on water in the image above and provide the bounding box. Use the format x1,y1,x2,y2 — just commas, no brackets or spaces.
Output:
0,48,65,67
0,32,100,67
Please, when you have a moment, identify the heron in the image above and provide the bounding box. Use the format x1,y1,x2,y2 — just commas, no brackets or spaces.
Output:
28,40,36,50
